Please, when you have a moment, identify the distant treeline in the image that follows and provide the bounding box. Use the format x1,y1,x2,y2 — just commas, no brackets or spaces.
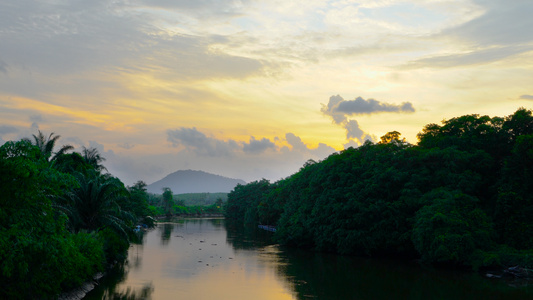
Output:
225,108,533,270
0,132,154,299
147,190,225,217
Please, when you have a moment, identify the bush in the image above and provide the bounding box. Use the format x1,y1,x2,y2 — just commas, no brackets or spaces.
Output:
98,228,130,264
412,189,494,266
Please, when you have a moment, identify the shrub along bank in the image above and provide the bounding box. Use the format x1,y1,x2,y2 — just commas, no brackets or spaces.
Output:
0,133,154,299
225,108,533,270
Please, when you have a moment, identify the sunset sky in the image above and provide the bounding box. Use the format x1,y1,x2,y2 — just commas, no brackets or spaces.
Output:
1,0,532,186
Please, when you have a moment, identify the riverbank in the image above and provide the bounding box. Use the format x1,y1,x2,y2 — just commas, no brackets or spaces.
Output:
58,273,104,300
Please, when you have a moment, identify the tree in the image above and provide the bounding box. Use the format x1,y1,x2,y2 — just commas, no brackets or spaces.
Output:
63,171,134,236
82,146,107,173
412,189,493,265
127,181,154,226
162,187,174,218
379,131,406,145
0,141,103,298
23,130,74,162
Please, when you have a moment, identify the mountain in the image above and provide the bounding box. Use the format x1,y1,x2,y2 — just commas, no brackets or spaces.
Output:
146,170,246,194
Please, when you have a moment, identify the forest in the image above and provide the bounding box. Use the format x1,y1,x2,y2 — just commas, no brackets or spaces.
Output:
147,191,225,217
0,132,155,299
225,108,533,270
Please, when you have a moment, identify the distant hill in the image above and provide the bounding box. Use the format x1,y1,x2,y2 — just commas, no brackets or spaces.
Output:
146,170,246,194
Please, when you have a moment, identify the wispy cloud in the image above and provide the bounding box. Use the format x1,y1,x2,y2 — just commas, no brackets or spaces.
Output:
520,95,533,100
400,46,531,69
0,125,18,135
0,60,7,74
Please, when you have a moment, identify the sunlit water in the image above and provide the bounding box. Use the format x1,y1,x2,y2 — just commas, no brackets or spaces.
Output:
85,218,533,300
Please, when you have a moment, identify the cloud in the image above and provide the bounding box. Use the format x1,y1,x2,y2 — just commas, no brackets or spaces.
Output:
520,95,533,100
102,129,338,186
321,95,415,123
29,114,44,123
322,95,413,142
63,136,85,148
242,136,276,154
284,132,336,158
345,120,365,141
0,0,266,86
441,0,533,48
118,142,135,150
285,133,307,151
310,143,336,159
0,60,7,74
397,1,533,70
400,46,531,69
137,0,250,17
0,125,18,135
167,127,239,157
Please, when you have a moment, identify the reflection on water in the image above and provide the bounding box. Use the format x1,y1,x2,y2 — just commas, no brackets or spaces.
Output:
159,223,173,245
84,218,532,300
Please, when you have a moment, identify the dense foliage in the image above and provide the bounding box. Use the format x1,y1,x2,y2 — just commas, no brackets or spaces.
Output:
225,108,533,269
147,190,225,217
0,132,154,299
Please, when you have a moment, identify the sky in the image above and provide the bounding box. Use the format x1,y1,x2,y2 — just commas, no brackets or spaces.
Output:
1,0,533,186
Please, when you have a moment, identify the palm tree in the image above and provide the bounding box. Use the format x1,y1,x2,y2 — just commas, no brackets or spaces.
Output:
63,171,134,237
82,146,107,173
23,130,74,162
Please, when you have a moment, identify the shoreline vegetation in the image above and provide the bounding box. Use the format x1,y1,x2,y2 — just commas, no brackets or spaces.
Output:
225,108,533,275
0,132,157,299
0,130,224,299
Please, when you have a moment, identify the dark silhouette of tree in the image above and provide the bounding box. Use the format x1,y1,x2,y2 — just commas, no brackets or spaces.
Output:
82,146,107,173
23,130,73,162
63,171,134,237
162,187,174,218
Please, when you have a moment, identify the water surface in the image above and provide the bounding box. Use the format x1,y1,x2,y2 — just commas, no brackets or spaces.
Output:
85,218,533,299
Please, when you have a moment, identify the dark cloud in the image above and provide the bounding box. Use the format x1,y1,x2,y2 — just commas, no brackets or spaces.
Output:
321,95,410,143
167,127,239,157
243,136,275,154
345,120,365,141
321,95,346,124
336,97,415,115
322,95,415,123
520,95,533,100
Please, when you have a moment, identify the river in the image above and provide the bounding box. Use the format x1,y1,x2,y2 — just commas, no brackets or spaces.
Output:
84,218,532,300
